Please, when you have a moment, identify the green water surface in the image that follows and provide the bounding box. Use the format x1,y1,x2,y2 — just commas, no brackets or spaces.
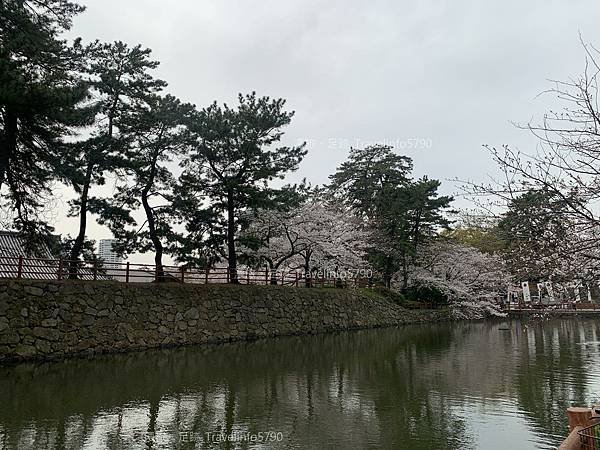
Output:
1,318,600,449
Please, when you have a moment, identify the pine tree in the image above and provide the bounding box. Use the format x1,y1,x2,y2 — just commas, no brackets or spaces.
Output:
329,145,453,289
175,93,307,283
97,94,195,281
329,145,413,219
0,0,88,248
65,41,165,276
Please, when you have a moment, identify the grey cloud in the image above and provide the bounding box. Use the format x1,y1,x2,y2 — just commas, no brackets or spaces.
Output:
67,0,600,207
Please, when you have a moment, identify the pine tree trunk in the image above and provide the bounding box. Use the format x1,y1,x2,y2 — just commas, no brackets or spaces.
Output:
383,256,393,289
226,190,238,283
400,254,409,293
142,150,164,282
0,109,17,190
142,191,164,282
383,274,392,289
69,160,93,279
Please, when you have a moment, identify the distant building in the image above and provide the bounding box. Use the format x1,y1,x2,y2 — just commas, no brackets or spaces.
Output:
98,239,123,267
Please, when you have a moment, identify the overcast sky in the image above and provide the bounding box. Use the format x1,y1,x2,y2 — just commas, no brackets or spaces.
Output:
56,0,600,256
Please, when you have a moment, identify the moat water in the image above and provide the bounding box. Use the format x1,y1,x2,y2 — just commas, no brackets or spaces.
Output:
1,318,600,449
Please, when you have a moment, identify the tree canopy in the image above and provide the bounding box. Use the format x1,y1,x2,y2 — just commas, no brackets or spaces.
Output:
329,145,453,289
174,93,307,282
0,0,88,247
1,0,515,306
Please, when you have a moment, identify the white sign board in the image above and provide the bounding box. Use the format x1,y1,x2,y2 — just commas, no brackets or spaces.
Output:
522,282,532,303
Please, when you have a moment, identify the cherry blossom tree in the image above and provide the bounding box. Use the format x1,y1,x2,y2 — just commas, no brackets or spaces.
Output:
242,201,368,286
411,241,513,303
240,207,309,284
463,41,600,284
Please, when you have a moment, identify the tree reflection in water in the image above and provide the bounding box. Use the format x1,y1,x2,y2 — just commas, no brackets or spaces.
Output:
1,318,599,449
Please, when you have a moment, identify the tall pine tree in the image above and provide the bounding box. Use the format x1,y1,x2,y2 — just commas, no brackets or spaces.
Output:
97,94,195,280
0,0,88,248
329,146,453,289
175,93,306,283
65,41,165,276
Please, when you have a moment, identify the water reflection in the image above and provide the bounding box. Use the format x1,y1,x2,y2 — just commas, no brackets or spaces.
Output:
1,319,599,449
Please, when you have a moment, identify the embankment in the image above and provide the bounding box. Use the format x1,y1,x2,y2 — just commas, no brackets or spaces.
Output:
0,280,451,363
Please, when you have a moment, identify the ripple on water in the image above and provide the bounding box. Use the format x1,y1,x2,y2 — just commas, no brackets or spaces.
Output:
0,318,598,449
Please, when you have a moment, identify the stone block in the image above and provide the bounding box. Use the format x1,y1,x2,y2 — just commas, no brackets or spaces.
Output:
24,286,44,297
41,318,58,327
0,333,20,345
15,345,36,358
32,327,59,341
184,307,200,320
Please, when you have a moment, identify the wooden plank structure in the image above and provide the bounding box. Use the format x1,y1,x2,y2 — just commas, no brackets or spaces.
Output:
559,405,600,450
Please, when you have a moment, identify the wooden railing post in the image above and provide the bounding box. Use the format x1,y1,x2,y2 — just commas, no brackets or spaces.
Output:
125,262,130,283
281,270,284,285
205,267,209,284
93,261,98,281
17,256,23,279
226,268,230,283
57,259,63,281
265,268,269,285
180,267,185,283
567,407,593,432
295,272,299,287
246,269,250,285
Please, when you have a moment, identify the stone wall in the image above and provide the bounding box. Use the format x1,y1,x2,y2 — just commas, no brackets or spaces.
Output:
0,280,448,363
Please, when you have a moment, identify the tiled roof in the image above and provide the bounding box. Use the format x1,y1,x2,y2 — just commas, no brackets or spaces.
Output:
0,231,53,259
0,232,111,281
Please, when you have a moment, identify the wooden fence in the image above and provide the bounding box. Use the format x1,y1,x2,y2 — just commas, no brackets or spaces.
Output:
0,256,369,288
